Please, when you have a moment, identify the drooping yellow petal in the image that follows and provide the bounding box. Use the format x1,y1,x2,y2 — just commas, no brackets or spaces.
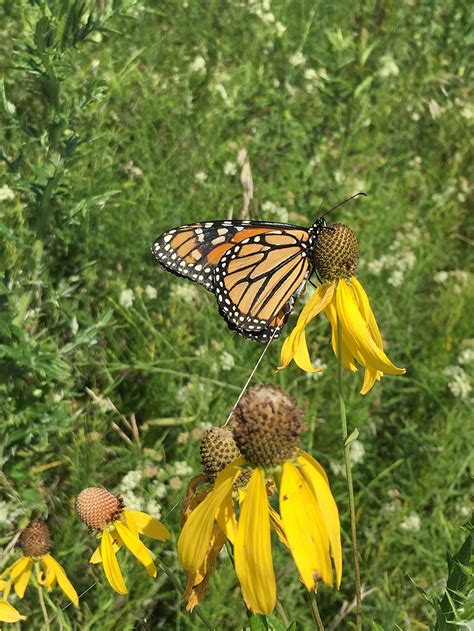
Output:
114,521,156,578
279,461,332,590
101,529,127,595
350,277,383,347
0,599,26,623
178,458,244,572
41,555,79,607
11,557,33,599
326,301,357,372
297,453,342,587
337,279,405,376
235,467,276,615
279,283,335,370
38,558,56,589
90,529,123,563
125,510,170,541
215,485,238,545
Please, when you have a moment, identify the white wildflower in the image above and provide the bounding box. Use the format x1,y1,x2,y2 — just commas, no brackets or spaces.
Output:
458,349,474,365
304,68,318,81
146,499,162,519
171,283,199,304
399,512,421,532
433,270,449,284
329,461,345,477
120,490,144,511
173,461,193,477
220,351,235,371
194,171,207,184
224,161,237,176
145,284,157,300
190,55,206,72
275,21,286,37
350,439,365,466
455,504,471,518
388,270,404,287
155,482,167,499
443,366,472,399
379,55,399,78
0,184,15,201
289,51,306,67
120,470,142,491
460,103,473,120
119,288,135,308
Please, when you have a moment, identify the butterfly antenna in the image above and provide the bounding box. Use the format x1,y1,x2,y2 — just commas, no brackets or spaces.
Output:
321,191,367,219
318,187,334,213
223,328,278,427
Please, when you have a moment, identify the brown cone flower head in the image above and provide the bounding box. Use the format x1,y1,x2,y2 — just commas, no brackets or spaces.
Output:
76,487,124,531
19,521,51,557
200,427,242,480
230,385,306,468
312,222,359,280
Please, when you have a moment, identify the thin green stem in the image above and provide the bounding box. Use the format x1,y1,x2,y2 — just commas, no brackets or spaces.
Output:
156,559,215,631
307,591,325,631
35,577,51,631
337,317,362,630
276,599,289,627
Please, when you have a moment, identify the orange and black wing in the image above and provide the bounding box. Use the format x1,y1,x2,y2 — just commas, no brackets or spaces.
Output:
213,230,310,341
152,220,311,341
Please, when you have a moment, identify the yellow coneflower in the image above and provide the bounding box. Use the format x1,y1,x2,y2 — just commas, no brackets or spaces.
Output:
280,223,405,394
76,487,170,595
0,521,78,607
178,387,341,615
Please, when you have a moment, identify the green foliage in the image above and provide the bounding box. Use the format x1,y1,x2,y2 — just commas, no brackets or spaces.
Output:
1,0,472,629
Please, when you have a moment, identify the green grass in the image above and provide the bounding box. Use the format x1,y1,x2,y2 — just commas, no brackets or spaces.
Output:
1,0,472,629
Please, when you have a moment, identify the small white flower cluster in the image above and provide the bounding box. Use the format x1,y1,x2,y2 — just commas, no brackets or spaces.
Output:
194,171,208,184
119,469,144,511
289,51,306,67
433,269,471,295
443,365,471,399
378,54,399,78
223,161,237,176
0,184,15,201
190,55,206,73
123,160,143,178
261,200,288,223
399,511,421,532
170,283,199,304
119,288,135,308
246,0,286,37
144,284,157,300
367,223,418,287
220,351,235,371
303,67,328,92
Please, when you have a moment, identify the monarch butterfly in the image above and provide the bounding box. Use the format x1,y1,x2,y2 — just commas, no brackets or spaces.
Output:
152,193,365,342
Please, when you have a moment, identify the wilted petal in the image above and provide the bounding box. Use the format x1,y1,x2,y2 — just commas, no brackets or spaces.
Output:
41,555,79,607
297,453,342,587
101,529,127,595
0,599,26,623
115,521,156,577
235,468,276,614
280,461,332,589
178,458,243,572
125,510,170,541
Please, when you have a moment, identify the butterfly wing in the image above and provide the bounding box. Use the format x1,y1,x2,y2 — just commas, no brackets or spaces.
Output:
152,220,293,291
152,220,311,341
214,231,310,341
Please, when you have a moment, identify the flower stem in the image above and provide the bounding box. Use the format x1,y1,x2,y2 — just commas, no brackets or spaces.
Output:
36,579,50,631
307,591,325,631
337,317,362,630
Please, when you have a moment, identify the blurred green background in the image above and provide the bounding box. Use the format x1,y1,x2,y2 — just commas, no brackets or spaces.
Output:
0,0,472,628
